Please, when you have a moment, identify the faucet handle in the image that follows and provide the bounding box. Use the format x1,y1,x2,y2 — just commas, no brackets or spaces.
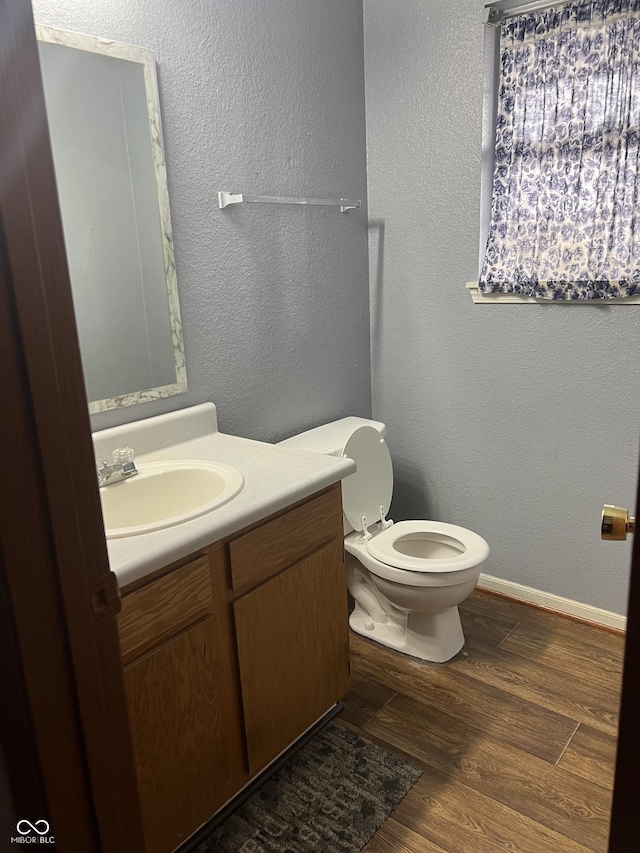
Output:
112,447,135,465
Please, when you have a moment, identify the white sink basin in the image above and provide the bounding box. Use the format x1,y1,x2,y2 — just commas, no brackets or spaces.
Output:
100,460,244,539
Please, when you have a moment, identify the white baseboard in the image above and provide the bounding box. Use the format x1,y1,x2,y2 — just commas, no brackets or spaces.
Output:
478,573,627,632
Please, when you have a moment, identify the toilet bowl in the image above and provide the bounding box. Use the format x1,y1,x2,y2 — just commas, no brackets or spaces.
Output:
280,417,489,663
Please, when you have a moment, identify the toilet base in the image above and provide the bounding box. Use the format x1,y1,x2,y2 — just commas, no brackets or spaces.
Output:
349,603,465,663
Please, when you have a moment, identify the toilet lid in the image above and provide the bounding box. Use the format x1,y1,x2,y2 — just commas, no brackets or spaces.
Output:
342,426,393,533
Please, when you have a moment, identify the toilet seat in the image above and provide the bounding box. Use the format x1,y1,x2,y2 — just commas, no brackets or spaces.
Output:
364,520,490,574
345,526,486,589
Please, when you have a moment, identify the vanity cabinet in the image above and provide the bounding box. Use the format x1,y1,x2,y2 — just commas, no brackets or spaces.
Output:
118,483,350,853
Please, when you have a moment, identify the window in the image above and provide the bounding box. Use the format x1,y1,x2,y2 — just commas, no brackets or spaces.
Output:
477,0,640,301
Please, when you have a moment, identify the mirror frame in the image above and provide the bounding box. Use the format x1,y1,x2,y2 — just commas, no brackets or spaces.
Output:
36,25,187,414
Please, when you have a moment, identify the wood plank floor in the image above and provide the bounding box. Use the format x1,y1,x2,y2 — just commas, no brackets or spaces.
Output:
337,590,624,853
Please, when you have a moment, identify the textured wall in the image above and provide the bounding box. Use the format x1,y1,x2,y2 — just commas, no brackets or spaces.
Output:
33,0,371,441
363,0,639,614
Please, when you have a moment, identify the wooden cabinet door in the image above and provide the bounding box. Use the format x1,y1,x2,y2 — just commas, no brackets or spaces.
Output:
123,617,244,853
234,540,351,774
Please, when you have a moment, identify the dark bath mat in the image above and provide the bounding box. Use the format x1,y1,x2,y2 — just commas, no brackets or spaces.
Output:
196,722,422,853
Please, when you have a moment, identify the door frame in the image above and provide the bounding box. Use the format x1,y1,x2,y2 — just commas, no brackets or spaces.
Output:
607,463,640,852
0,0,143,849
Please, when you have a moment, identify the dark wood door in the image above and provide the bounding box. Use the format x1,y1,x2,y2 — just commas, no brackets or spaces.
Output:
608,454,640,852
0,0,144,849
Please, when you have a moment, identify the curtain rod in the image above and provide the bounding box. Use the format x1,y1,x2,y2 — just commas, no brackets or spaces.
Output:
484,0,570,25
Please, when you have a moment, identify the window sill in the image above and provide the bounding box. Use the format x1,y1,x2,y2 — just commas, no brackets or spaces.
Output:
466,282,640,304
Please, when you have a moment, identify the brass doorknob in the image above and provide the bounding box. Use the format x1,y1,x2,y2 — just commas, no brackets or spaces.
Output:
601,505,636,540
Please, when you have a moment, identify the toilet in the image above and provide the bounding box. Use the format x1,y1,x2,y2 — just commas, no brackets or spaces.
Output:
280,417,489,662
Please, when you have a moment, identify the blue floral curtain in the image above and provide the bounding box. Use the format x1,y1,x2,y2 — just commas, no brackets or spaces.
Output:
480,0,640,299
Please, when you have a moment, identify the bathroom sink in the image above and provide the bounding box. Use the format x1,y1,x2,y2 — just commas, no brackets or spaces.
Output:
100,460,244,539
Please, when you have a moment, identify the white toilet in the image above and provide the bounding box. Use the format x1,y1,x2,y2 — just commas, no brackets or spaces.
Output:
280,417,489,663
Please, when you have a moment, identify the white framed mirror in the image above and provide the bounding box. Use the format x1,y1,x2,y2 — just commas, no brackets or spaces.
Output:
36,25,187,414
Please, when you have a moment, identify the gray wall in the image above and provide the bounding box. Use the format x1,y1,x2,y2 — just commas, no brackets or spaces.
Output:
363,0,639,614
34,0,371,442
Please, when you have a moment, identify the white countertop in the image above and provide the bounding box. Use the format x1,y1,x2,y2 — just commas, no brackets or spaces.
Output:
99,408,354,589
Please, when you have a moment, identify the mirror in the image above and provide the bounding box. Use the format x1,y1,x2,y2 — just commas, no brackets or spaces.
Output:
36,26,187,413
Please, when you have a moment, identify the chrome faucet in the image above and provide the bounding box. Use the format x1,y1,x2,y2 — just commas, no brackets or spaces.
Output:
97,447,139,488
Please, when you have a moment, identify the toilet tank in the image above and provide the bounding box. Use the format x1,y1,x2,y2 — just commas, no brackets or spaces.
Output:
278,416,387,457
